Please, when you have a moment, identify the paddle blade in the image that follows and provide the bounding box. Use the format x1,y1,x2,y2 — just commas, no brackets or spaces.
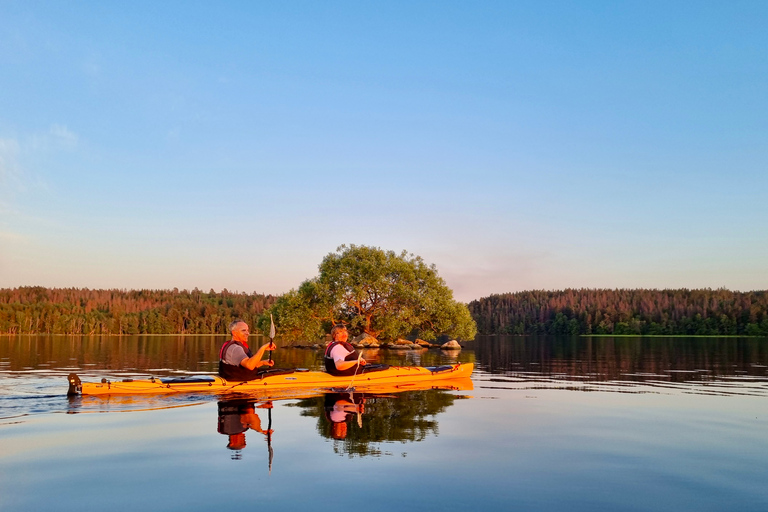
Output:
269,314,276,339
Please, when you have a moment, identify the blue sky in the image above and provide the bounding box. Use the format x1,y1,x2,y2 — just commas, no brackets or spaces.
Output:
1,1,766,302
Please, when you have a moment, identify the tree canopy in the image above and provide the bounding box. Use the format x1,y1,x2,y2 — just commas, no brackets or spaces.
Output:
469,288,768,336
259,245,477,342
0,286,275,335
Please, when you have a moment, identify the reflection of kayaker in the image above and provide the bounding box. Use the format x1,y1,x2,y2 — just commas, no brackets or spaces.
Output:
324,392,365,439
219,320,278,381
324,324,389,377
217,399,273,457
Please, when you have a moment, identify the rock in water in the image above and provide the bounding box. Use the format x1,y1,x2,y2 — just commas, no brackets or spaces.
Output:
440,340,462,350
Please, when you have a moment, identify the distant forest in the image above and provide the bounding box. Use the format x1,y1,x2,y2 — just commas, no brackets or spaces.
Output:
0,287,276,335
468,289,768,336
2,286,768,337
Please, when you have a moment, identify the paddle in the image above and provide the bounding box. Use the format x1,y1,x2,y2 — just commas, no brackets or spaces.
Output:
267,315,275,473
268,314,276,364
346,350,364,391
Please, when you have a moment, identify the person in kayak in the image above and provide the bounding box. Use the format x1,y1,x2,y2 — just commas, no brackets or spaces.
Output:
219,320,277,381
324,324,389,376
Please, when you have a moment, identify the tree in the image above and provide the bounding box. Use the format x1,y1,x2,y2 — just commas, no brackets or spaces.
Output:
260,245,477,342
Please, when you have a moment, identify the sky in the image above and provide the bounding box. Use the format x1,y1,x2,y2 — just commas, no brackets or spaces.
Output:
1,1,766,302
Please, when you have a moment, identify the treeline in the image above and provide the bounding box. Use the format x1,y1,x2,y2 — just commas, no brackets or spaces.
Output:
0,287,277,335
468,289,768,336
5,286,768,337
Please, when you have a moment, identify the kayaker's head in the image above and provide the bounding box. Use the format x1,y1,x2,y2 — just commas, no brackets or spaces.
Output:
227,433,247,450
331,420,348,440
229,320,249,343
330,324,348,343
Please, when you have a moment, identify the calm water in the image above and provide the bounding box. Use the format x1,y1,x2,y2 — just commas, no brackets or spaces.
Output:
1,335,767,512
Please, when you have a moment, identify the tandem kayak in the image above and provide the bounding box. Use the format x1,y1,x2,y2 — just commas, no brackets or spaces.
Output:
67,363,474,396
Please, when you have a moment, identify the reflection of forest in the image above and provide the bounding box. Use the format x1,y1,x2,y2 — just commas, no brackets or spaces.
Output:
0,335,318,373
290,390,464,457
3,335,764,384
0,335,473,374
473,336,768,381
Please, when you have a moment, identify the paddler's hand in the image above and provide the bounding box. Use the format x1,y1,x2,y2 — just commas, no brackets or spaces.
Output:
257,359,275,368
264,342,277,351
359,358,367,365
256,401,273,409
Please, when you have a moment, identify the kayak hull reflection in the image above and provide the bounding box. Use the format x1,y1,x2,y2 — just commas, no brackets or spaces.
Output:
68,363,474,396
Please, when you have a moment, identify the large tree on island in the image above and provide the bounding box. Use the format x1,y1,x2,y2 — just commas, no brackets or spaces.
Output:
259,245,477,343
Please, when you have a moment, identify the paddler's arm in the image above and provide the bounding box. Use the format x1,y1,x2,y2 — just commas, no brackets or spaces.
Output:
334,357,367,371
240,342,277,370
241,410,273,436
335,399,362,413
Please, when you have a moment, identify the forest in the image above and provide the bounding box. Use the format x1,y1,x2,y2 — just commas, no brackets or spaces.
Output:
2,286,768,336
468,288,768,336
0,287,276,335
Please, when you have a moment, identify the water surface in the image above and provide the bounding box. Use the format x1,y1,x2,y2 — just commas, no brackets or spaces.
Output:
1,335,766,512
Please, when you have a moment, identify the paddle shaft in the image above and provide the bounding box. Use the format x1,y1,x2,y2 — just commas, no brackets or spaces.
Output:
346,350,364,390
268,314,276,364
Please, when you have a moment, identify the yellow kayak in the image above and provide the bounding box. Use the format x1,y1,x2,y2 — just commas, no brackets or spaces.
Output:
67,363,474,396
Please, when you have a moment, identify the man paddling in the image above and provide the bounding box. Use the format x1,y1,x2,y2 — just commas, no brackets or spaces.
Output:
219,319,277,381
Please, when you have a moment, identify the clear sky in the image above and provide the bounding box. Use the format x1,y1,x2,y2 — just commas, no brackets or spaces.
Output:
1,1,766,302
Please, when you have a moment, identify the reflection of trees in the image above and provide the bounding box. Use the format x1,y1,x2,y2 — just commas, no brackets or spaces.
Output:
290,390,461,458
473,336,768,381
0,335,474,375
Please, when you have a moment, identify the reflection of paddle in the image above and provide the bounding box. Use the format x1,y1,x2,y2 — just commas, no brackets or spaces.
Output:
267,405,273,475
356,403,363,429
346,391,363,428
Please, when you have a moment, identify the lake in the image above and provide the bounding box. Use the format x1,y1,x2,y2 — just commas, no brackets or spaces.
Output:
1,335,767,512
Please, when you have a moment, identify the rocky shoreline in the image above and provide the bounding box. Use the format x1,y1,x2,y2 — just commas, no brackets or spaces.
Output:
286,334,463,351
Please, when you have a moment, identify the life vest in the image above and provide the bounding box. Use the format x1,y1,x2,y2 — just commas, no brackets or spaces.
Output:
323,340,360,376
217,400,250,435
219,340,262,381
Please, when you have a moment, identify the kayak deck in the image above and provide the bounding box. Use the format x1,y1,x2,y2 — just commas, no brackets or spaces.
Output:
68,363,474,396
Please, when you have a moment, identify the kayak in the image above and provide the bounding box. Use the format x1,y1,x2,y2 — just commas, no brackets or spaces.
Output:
67,363,474,397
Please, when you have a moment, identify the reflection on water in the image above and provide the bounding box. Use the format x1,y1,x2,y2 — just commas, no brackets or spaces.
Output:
1,335,767,420
468,335,768,396
209,388,468,463
217,399,274,462
0,334,473,375
291,389,467,458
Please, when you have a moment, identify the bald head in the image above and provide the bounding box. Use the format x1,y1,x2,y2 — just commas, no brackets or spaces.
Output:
229,320,249,341
229,320,246,334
